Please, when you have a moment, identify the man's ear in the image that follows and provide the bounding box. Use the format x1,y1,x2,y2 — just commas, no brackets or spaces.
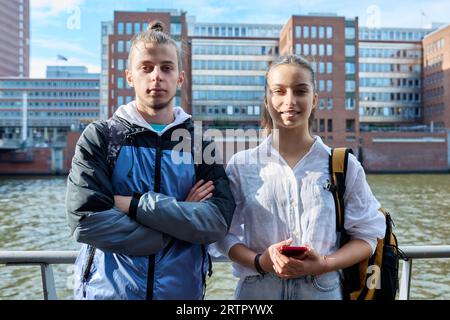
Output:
125,69,133,87
177,70,185,89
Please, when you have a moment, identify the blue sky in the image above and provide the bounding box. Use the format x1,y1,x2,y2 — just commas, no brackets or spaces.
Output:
30,0,449,78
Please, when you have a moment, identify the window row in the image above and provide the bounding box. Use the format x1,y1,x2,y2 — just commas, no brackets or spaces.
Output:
0,111,99,117
359,77,421,88
192,25,280,38
294,43,333,56
295,26,333,39
424,86,445,99
193,59,268,71
0,81,99,88
359,48,421,59
193,45,278,56
0,91,99,98
193,90,264,101
194,104,262,116
359,63,421,73
360,92,421,102
0,101,99,107
193,75,265,86
359,29,427,41
117,22,182,36
359,106,420,118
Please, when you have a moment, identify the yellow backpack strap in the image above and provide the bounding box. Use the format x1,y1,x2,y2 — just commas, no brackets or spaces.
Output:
329,148,353,231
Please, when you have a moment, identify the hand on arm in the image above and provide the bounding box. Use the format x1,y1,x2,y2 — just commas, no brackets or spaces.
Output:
113,180,215,215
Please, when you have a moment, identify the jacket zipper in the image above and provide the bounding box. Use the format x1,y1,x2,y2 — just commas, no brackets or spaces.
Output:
146,134,162,300
81,245,96,298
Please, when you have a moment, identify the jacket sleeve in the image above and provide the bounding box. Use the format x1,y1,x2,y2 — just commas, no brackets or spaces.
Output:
134,140,236,244
66,122,169,256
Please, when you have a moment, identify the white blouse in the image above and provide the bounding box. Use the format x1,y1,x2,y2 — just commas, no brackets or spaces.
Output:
211,135,386,279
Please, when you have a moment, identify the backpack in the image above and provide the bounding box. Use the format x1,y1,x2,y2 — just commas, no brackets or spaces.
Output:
329,147,404,300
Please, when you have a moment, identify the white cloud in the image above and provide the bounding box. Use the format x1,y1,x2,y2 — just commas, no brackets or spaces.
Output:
31,0,85,20
32,36,99,59
31,0,85,15
30,57,100,78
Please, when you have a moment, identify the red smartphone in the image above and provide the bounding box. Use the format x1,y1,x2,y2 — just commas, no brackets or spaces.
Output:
279,246,308,257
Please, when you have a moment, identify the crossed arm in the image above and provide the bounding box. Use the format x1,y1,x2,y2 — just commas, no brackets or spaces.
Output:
66,123,235,256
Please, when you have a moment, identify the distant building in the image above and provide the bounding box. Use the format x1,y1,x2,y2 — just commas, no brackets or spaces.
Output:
107,9,190,118
279,14,359,150
0,66,99,143
46,66,99,79
359,27,432,129
189,22,282,128
422,24,450,130
0,0,29,77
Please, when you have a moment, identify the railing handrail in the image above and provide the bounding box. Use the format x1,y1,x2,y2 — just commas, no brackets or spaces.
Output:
1,245,449,300
2,245,450,264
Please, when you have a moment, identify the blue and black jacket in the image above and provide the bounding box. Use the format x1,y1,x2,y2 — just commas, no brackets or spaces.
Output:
66,103,235,300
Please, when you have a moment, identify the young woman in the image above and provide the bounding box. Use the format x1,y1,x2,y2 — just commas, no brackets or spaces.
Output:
211,55,386,300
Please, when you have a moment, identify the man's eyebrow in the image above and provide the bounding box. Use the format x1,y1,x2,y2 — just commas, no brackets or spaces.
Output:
270,82,310,87
139,60,176,65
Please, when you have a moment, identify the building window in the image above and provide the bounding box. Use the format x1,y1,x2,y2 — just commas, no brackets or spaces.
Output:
327,44,332,56
295,44,301,54
311,26,317,38
126,22,132,34
303,44,309,55
319,26,325,38
295,26,301,38
346,119,355,132
319,98,325,109
345,98,355,110
319,119,325,132
117,41,124,52
319,44,325,56
326,26,333,39
327,119,333,132
345,27,355,39
345,45,355,57
327,62,332,74
118,22,124,35
327,98,333,110
134,22,140,34
345,81,355,92
345,62,355,74
303,26,309,38
171,23,182,35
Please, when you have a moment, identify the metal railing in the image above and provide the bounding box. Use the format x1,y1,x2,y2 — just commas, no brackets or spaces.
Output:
1,245,449,300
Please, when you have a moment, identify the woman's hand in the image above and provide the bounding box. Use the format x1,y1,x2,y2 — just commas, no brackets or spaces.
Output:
271,245,329,279
258,238,293,273
185,179,214,202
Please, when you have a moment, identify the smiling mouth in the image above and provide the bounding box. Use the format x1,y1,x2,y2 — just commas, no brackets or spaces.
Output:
279,111,300,115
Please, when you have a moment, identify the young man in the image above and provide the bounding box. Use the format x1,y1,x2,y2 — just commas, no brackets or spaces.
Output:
66,21,235,300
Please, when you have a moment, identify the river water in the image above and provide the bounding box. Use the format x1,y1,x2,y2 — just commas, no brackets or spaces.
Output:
0,175,449,300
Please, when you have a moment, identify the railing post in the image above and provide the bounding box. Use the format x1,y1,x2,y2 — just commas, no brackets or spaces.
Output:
399,259,412,300
40,263,57,300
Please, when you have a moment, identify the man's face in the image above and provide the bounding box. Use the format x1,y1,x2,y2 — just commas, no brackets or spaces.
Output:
126,42,184,110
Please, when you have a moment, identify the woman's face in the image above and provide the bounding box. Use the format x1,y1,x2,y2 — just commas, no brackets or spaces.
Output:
265,64,317,131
